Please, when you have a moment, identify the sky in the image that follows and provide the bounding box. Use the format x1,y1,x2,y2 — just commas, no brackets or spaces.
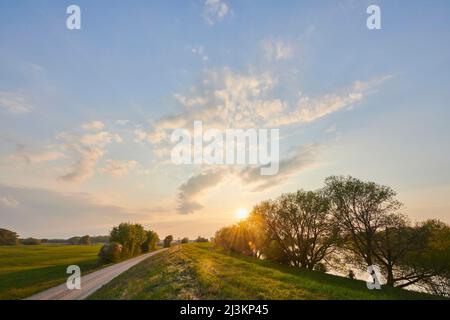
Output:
1,0,450,239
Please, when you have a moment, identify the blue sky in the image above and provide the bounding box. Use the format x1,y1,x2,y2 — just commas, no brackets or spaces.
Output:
1,0,449,238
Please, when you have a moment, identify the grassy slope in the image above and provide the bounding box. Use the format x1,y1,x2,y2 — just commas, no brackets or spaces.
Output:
89,243,441,300
0,244,103,300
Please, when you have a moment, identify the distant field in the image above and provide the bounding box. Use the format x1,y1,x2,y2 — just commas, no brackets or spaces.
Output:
89,243,441,300
0,244,103,300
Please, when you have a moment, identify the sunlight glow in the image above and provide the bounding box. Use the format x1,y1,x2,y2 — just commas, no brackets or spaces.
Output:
235,208,249,220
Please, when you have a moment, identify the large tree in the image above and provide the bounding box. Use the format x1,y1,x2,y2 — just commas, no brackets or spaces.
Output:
324,176,403,267
0,228,19,245
254,190,340,269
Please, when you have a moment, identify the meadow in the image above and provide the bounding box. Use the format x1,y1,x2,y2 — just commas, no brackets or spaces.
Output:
89,243,441,300
0,244,103,300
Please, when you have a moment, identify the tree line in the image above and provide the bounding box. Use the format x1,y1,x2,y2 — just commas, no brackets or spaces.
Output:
0,230,111,246
214,176,450,296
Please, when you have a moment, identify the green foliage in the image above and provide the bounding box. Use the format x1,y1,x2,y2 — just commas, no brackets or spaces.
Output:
98,242,123,263
181,237,189,244
110,223,147,259
195,236,208,243
0,228,19,246
67,236,81,245
163,235,173,248
21,238,41,245
141,230,159,253
79,235,91,245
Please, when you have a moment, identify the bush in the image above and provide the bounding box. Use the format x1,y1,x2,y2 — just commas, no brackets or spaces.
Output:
163,235,173,248
98,242,123,263
21,238,41,245
181,237,189,244
195,236,208,243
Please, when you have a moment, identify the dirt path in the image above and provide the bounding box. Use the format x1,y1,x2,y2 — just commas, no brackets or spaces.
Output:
25,248,167,300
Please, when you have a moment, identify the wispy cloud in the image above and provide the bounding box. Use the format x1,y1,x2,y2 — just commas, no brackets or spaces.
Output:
144,68,391,155
203,0,230,25
239,144,323,191
262,39,294,61
58,128,122,183
0,195,19,207
0,92,33,114
174,144,323,214
99,159,137,178
177,168,229,214
81,120,105,131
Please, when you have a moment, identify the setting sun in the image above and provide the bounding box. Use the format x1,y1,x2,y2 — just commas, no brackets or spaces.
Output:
235,208,249,220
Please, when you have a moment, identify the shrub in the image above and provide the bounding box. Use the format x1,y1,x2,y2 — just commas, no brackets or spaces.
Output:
163,235,173,248
195,236,208,243
181,237,189,244
21,238,41,245
98,242,123,263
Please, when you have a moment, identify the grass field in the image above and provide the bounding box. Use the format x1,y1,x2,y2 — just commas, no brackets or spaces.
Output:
0,244,103,300
89,243,441,300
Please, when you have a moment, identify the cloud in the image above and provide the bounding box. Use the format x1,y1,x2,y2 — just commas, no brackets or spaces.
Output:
0,92,33,114
99,159,137,178
58,130,122,183
174,144,323,213
262,39,294,61
239,144,323,191
203,0,230,25
8,144,65,165
177,168,229,214
0,184,146,238
115,119,130,126
145,69,390,153
82,120,105,131
188,45,209,62
0,195,19,207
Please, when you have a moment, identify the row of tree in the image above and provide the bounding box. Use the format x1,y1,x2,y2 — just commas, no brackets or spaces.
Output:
214,176,450,296
0,229,109,246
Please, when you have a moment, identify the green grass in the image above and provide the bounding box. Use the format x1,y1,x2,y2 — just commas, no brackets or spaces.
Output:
89,243,442,300
0,244,103,300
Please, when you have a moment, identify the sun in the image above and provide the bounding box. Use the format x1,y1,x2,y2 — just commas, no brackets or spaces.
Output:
235,208,249,220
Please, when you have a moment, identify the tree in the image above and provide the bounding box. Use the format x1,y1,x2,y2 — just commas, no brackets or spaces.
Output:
393,220,450,294
67,236,81,245
0,228,19,245
254,190,340,269
163,235,173,248
110,223,147,258
141,230,159,252
324,176,402,267
79,235,91,245
213,219,264,258
181,237,189,244
21,238,41,245
195,236,208,243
